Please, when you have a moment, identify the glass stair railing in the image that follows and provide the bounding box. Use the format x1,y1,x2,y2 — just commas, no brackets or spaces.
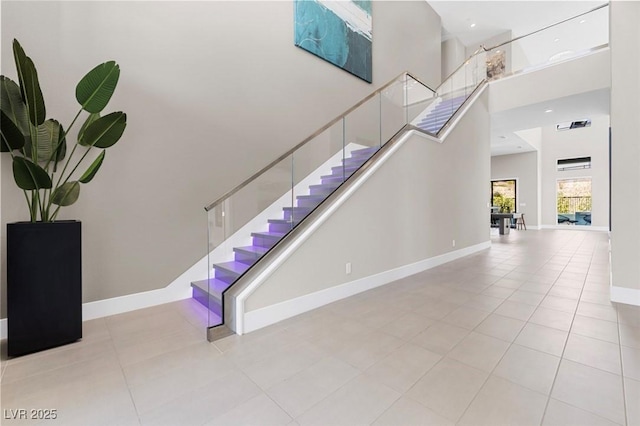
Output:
195,2,610,338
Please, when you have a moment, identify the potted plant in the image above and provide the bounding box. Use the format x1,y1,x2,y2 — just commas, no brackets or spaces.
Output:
1,39,127,356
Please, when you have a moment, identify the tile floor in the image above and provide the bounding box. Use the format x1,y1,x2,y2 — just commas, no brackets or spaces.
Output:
1,229,639,425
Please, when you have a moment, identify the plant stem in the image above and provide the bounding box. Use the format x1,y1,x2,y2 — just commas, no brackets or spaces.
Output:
54,142,79,189
50,204,62,221
64,146,92,184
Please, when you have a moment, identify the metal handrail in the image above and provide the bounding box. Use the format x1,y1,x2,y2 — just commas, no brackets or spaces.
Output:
436,2,609,94
204,71,435,212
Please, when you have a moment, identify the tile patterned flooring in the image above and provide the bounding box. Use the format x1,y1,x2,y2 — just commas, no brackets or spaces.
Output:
1,229,639,425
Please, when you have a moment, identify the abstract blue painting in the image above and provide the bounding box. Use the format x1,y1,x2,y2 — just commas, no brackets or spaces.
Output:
295,0,372,83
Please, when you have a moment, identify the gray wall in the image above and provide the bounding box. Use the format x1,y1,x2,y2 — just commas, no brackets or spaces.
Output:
491,151,539,227
610,2,640,296
1,1,442,317
246,90,491,312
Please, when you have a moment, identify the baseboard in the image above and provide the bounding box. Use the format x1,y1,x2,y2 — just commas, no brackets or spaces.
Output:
611,286,640,306
540,225,608,232
0,276,193,341
242,240,491,334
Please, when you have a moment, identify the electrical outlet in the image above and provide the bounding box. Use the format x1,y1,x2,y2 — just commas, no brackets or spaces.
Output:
346,262,352,274
452,239,456,247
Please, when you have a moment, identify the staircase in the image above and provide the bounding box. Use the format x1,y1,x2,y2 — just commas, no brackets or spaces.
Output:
191,146,380,322
415,95,466,134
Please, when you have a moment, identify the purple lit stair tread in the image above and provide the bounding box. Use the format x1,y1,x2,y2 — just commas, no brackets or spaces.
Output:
282,206,313,212
251,231,287,240
309,182,341,194
191,278,230,296
350,147,379,157
212,260,252,276
343,157,367,165
234,245,269,256
296,194,326,202
268,218,299,226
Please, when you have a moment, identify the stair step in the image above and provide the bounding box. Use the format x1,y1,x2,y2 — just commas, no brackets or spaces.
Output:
309,182,341,196
251,231,286,248
213,260,251,283
417,123,441,133
296,194,327,208
283,206,314,221
321,174,348,185
191,278,227,317
420,116,451,125
342,156,368,166
427,108,459,118
234,245,269,264
350,147,379,158
268,218,299,233
331,164,360,175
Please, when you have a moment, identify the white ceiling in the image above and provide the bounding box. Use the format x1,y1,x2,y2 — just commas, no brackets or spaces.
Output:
429,1,604,48
428,1,610,156
491,88,610,156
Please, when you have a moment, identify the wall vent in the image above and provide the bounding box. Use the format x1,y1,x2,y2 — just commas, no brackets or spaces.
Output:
557,119,591,131
558,156,591,171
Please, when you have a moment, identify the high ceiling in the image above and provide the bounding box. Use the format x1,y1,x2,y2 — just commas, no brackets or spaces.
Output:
429,1,605,48
428,1,609,156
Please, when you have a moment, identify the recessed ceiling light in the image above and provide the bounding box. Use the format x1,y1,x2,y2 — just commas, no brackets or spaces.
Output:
554,38,560,42
496,50,501,54
470,23,476,28
545,109,553,113
500,136,507,139
580,19,586,24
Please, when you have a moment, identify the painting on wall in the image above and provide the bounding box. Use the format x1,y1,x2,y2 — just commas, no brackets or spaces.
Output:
294,0,372,83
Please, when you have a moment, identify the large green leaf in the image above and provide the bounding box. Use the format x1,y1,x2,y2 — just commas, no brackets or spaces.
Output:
13,41,46,126
12,156,52,190
53,123,67,170
51,181,80,206
25,119,61,162
79,112,126,148
77,112,100,146
12,39,28,102
0,76,30,136
1,110,25,151
76,61,120,113
79,151,105,184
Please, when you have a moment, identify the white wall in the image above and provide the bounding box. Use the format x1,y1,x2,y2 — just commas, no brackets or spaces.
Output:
0,1,442,317
442,37,466,80
540,115,609,228
610,1,640,303
491,151,539,227
244,90,491,314
489,48,610,114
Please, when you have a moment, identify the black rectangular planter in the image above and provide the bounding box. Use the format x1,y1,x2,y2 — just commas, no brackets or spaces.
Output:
7,221,82,357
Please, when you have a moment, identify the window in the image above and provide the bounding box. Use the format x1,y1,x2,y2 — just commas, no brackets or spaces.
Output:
491,180,516,213
557,178,592,226
557,156,591,171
